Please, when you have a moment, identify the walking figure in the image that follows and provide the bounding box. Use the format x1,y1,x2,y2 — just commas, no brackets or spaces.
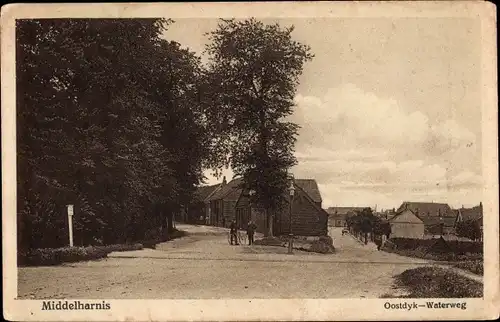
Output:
230,220,239,245
247,220,257,245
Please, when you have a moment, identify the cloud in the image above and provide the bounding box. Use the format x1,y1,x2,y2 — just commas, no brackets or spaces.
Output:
292,83,476,156
290,83,481,208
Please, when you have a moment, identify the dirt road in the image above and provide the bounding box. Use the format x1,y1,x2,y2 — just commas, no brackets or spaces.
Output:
18,225,433,299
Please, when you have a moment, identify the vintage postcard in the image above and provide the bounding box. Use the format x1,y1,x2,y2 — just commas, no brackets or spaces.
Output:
2,1,498,321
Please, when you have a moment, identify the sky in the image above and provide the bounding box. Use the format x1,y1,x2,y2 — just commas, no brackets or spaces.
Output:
163,17,482,210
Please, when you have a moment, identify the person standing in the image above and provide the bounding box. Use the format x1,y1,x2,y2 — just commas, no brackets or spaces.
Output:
230,220,239,245
247,220,257,245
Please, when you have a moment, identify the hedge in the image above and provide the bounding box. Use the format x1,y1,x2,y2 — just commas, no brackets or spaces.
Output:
387,237,483,254
394,266,483,298
18,243,144,266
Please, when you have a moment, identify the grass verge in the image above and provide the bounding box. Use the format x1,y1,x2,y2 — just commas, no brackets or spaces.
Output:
393,266,483,298
453,260,484,275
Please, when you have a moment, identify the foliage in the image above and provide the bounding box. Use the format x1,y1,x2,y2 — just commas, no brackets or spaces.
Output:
453,260,484,275
456,219,482,241
17,19,208,250
381,237,483,262
204,18,313,236
394,267,483,298
309,236,335,254
384,237,483,254
345,208,391,243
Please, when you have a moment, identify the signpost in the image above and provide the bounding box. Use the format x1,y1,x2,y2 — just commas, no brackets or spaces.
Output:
67,204,74,247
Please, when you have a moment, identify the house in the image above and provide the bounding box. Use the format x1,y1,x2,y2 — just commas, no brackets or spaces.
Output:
388,209,425,239
205,177,244,227
396,201,457,235
235,178,329,236
326,207,367,227
188,183,221,224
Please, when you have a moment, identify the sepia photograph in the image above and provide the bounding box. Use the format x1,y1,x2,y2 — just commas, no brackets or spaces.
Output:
2,2,498,321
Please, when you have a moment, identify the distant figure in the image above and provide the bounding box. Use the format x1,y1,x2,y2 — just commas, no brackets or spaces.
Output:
222,217,226,228
230,220,239,245
247,220,257,245
342,228,349,236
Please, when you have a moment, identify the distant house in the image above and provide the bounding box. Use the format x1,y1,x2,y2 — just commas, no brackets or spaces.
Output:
188,183,221,224
326,207,367,227
235,178,329,236
396,201,457,236
205,177,243,227
388,209,425,238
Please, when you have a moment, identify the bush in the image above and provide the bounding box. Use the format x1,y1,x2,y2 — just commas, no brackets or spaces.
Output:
381,237,483,261
254,236,285,247
394,266,483,298
310,238,335,254
18,243,144,267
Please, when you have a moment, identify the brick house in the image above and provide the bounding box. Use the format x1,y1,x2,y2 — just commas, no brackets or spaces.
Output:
388,209,425,238
396,201,457,236
326,207,367,227
235,179,329,236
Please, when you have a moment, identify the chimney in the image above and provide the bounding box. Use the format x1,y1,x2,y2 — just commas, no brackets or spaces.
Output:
222,176,227,185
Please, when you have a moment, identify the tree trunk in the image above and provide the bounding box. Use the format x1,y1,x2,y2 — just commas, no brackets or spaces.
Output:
161,214,168,240
266,209,273,237
167,213,174,234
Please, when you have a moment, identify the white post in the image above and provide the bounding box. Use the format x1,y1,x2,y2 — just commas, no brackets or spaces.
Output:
67,204,74,247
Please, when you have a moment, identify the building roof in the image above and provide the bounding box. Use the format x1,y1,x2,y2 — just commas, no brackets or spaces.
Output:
295,179,322,203
396,201,454,217
389,209,424,224
208,177,244,201
194,184,221,202
389,207,457,230
418,215,457,228
326,207,368,215
208,177,324,207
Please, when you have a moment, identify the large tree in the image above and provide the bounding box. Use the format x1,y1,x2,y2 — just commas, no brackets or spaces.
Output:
205,19,313,236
